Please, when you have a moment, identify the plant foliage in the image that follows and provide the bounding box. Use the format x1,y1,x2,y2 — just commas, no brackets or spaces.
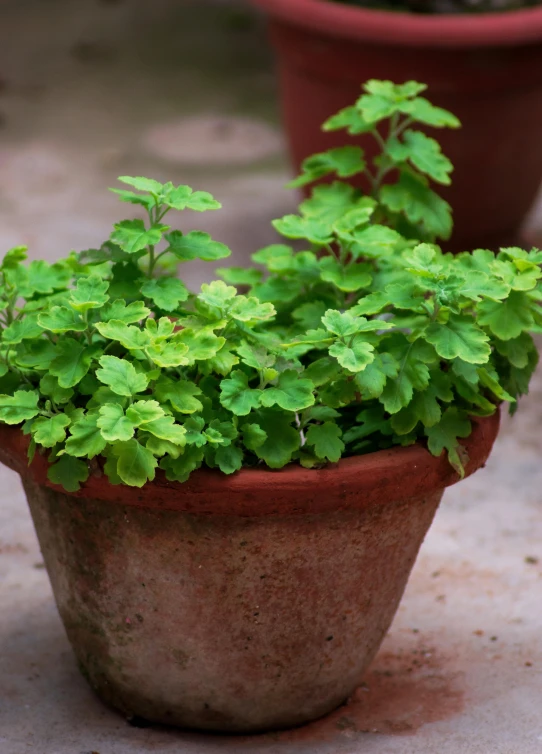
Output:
0,82,539,491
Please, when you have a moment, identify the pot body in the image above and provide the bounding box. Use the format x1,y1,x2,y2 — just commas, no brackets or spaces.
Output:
23,476,441,731
255,0,542,250
1,411,499,732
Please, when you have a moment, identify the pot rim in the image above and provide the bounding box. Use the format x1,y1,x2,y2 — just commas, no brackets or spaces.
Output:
251,0,542,48
0,411,500,516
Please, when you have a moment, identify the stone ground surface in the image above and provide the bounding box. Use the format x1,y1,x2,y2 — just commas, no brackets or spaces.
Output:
0,0,542,752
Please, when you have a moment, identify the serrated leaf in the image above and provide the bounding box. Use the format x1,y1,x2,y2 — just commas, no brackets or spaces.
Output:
260,370,314,411
160,446,205,482
50,340,98,388
220,370,262,416
216,267,263,286
379,337,434,414
154,378,203,415
477,291,534,340
39,375,74,405
380,171,452,241
253,409,300,468
387,130,453,185
0,390,40,424
31,414,71,448
494,333,533,369
38,306,86,334
64,412,108,458
236,342,275,371
146,340,190,368
229,296,276,322
125,399,165,425
47,455,89,492
96,355,149,396
391,385,441,434
400,97,460,128
354,353,399,399
95,320,152,350
241,423,267,450
99,299,150,324
143,415,186,445
111,219,168,254
272,214,333,246
141,277,189,312
319,258,372,292
306,421,344,463
214,444,244,474
70,275,109,312
289,146,366,188
3,314,45,344
323,105,374,135
97,403,136,442
175,329,225,363
329,337,375,373
425,407,472,477
165,230,230,262
425,315,491,364
112,439,157,487
117,176,164,194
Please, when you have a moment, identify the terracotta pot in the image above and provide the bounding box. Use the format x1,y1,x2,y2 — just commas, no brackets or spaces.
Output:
252,0,542,251
0,413,499,732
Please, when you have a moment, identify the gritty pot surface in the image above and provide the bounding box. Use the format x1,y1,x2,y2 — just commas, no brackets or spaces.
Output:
252,0,542,47
0,414,499,732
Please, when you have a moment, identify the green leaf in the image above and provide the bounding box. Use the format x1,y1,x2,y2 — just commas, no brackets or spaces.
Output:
65,413,107,458
146,340,190,368
175,329,225,363
319,258,372,292
425,315,491,364
387,130,453,185
70,275,109,312
3,314,44,344
379,337,434,414
39,375,74,405
253,409,300,468
96,355,149,396
300,182,366,225
143,415,186,445
95,320,152,350
50,340,98,389
141,277,189,312
165,230,230,262
125,399,165,424
38,306,86,334
110,219,168,254
241,423,267,451
216,267,263,286
323,106,373,135
160,446,204,482
47,455,89,492
160,184,221,212
400,97,460,128
306,421,344,463
289,146,366,188
97,403,136,442
391,386,442,434
117,176,164,194
99,299,150,324
494,333,533,369
380,171,452,241
154,378,203,414
477,367,515,403
31,414,71,448
0,390,40,424
236,342,275,371
214,444,244,474
425,408,472,477
329,337,375,373
354,353,399,399
229,296,276,323
220,370,262,416
112,439,158,487
477,291,534,340
272,214,333,246
260,370,315,411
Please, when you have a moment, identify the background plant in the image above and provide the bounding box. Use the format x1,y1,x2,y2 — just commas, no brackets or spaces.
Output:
0,81,539,491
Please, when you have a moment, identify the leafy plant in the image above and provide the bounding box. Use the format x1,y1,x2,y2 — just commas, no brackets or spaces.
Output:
0,81,539,492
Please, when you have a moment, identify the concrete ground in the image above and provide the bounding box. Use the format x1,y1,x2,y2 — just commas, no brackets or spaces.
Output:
0,1,542,752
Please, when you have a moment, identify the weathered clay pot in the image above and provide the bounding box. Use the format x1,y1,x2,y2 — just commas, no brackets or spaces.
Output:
0,413,499,732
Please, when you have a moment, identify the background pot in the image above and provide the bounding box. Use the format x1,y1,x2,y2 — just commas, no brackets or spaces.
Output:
0,413,499,732
252,0,542,251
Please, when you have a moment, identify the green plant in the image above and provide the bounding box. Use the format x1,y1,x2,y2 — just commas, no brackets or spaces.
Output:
0,81,539,491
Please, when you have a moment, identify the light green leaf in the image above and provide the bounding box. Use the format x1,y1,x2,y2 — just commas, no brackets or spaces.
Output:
143,415,186,445
216,266,263,286
65,413,107,458
38,306,86,334
97,403,136,442
96,355,149,396
70,275,109,312
141,277,189,312
3,314,44,344
154,378,203,414
0,390,40,424
329,336,375,373
387,130,453,185
125,399,165,424
425,315,491,364
289,146,366,188
354,353,399,399
47,455,89,492
31,414,70,448
99,299,150,324
112,439,158,487
165,230,230,262
380,171,452,240
146,340,190,368
425,408,472,477
111,219,168,254
272,214,333,246
260,370,314,411
379,337,434,414
306,421,344,463
400,96,460,128
175,329,225,363
95,320,152,350
477,291,534,340
319,258,372,292
229,296,276,322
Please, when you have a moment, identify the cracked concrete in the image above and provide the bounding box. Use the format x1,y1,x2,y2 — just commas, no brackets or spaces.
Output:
0,0,542,752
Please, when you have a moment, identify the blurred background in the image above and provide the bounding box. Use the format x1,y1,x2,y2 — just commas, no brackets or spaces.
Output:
0,0,298,290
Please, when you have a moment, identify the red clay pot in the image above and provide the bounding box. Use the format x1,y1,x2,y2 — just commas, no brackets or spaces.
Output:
252,0,542,251
0,413,499,732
